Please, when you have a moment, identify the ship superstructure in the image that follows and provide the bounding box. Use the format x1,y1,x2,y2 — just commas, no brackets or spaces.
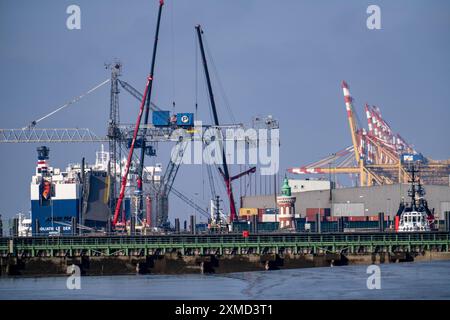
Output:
31,146,82,235
396,166,435,232
31,145,130,235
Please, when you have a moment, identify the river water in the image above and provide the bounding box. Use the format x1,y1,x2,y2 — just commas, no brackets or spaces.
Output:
1,261,450,300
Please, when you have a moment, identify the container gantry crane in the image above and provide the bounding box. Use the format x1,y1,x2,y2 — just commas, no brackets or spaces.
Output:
288,80,450,186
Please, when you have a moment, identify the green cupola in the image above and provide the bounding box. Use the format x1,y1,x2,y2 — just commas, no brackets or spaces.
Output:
281,176,291,196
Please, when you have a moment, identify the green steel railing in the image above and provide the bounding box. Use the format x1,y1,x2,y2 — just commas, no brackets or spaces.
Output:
1,232,449,245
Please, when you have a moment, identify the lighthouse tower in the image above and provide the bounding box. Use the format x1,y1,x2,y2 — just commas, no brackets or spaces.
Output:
277,177,296,229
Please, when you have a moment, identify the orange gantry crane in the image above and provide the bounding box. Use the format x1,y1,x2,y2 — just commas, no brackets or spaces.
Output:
288,81,450,186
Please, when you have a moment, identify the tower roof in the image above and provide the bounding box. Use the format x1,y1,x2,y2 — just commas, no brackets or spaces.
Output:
281,176,291,196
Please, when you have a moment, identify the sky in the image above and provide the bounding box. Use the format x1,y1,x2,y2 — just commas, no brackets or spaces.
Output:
0,0,449,223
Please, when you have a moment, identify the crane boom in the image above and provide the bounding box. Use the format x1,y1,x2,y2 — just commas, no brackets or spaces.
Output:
112,0,164,227
118,79,162,111
112,76,152,225
196,24,238,222
137,0,164,195
171,186,209,219
341,81,362,165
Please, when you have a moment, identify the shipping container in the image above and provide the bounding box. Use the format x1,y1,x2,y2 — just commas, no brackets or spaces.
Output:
261,214,277,223
195,223,208,233
345,221,378,229
264,208,277,215
239,208,258,216
347,216,367,222
176,113,194,127
232,221,251,232
401,153,425,163
321,221,339,233
257,208,265,222
332,203,364,217
152,110,170,126
257,222,279,232
305,208,330,217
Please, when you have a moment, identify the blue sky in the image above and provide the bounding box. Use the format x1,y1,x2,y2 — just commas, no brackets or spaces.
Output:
1,0,449,223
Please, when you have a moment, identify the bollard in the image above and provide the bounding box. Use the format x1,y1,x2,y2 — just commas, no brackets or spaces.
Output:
251,215,258,233
12,218,19,237
106,217,111,234
445,211,450,233
315,213,321,233
378,212,385,232
71,217,77,236
338,217,344,233
190,215,196,235
130,216,136,235
34,219,40,236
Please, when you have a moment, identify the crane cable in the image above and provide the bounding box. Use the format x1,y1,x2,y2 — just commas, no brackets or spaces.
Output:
203,35,236,124
24,79,110,129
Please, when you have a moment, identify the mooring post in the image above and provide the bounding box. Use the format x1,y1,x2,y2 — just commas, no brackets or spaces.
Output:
315,213,321,233
378,212,385,232
8,239,14,255
445,211,450,233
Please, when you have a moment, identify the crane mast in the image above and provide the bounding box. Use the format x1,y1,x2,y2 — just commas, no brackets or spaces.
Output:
195,24,238,222
135,0,165,218
107,62,121,214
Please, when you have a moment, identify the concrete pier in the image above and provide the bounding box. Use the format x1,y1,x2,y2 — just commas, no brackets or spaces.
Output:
1,231,449,276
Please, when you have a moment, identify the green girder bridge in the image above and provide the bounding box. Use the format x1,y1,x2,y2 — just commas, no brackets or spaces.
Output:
1,232,449,258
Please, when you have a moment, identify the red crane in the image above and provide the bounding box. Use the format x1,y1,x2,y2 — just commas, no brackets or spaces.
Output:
113,0,164,226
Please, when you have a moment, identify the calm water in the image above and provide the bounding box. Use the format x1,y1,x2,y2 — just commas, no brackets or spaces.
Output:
1,261,450,300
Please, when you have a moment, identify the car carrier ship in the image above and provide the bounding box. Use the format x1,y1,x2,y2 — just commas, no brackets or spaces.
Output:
31,145,128,235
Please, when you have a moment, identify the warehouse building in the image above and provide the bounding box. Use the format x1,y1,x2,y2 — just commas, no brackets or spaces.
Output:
241,183,450,220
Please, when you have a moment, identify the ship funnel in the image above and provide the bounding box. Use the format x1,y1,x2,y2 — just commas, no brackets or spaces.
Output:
37,146,50,160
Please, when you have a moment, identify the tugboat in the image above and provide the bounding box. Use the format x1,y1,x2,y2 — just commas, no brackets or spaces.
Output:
395,165,435,232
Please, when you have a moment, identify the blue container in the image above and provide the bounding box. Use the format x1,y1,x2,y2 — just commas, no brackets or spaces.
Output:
401,153,425,163
176,113,194,127
152,111,170,126
257,222,279,232
265,208,277,215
